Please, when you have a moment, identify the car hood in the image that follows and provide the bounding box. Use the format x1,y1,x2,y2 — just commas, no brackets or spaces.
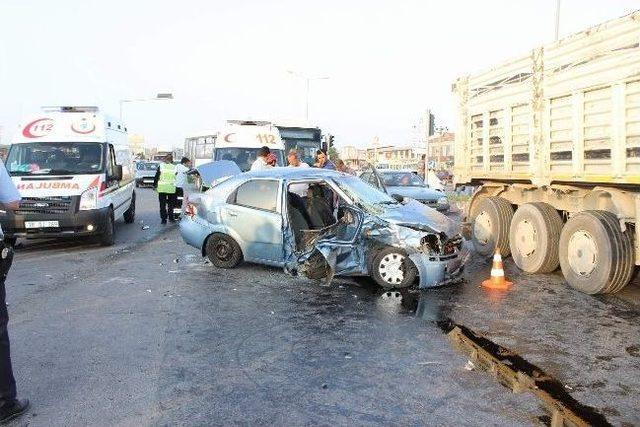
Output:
197,160,242,185
385,185,444,201
375,199,457,237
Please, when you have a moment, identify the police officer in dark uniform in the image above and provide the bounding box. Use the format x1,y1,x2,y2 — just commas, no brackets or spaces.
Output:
0,159,29,423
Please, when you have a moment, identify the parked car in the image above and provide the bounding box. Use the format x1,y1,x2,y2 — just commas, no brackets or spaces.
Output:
359,169,450,212
135,161,159,187
180,163,465,289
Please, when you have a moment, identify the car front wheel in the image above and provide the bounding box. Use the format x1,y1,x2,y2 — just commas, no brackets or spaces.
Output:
371,247,417,289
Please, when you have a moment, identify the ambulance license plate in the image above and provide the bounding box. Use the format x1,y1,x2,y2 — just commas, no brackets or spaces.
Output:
25,221,59,229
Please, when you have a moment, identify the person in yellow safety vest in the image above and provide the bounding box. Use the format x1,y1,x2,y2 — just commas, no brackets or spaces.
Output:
153,154,177,224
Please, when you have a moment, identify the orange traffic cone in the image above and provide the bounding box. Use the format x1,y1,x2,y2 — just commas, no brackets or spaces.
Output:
482,249,512,290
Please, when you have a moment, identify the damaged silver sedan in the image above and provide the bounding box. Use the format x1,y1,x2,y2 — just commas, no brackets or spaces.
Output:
180,163,465,289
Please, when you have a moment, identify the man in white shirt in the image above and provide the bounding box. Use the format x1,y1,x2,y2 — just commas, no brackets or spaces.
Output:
287,150,310,197
174,157,193,219
250,146,272,171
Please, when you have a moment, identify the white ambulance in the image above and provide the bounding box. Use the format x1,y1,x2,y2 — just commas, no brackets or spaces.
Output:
212,120,285,171
1,106,136,246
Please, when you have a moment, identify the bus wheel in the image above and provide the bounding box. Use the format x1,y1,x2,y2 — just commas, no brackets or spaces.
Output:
559,211,634,294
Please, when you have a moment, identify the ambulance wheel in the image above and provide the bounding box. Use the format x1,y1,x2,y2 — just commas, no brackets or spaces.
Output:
205,233,243,268
371,247,417,289
100,209,115,247
124,192,136,224
558,211,634,294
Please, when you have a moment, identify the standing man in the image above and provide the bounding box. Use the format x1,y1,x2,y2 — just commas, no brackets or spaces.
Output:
174,157,193,218
287,150,310,198
250,146,272,171
153,154,177,224
335,159,354,175
0,160,29,424
314,149,335,170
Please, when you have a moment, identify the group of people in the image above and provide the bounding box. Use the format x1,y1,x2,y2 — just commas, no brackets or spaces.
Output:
153,155,195,224
250,146,354,174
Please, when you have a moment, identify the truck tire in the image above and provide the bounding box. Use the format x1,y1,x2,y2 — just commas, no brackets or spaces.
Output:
205,233,243,268
558,211,634,294
371,247,417,289
124,191,136,224
100,209,115,246
509,203,563,273
470,196,514,258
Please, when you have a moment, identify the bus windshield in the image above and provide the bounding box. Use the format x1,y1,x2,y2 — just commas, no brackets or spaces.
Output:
214,147,285,172
6,142,104,175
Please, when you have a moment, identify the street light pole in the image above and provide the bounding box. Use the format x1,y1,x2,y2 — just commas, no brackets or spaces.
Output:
554,0,561,41
287,70,329,121
119,92,174,121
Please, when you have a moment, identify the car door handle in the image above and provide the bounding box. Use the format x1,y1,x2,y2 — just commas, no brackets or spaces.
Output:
227,211,238,217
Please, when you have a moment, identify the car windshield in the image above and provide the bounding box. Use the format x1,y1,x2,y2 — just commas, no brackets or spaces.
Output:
136,162,159,171
214,147,285,172
381,172,424,187
334,175,398,214
7,142,104,175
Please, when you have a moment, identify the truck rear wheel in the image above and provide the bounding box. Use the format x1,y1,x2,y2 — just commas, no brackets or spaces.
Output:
559,211,634,294
509,203,563,273
470,196,514,257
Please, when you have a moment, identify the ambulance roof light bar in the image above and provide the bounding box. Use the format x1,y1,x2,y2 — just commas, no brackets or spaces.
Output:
41,106,99,113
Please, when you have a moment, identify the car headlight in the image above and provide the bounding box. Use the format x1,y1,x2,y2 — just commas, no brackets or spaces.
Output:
79,186,98,210
437,196,448,204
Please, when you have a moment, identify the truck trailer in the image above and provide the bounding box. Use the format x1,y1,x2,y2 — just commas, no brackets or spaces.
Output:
453,11,640,294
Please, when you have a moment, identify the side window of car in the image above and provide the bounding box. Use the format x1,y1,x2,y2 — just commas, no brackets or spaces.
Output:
234,180,279,212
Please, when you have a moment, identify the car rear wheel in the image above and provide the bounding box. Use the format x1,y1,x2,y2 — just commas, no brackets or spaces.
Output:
371,247,417,289
558,211,634,294
205,233,243,268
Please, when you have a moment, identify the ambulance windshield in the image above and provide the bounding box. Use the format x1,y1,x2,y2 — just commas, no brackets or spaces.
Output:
7,142,104,175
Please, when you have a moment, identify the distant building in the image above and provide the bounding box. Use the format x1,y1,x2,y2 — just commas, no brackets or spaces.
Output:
427,132,455,169
128,134,145,158
339,145,368,170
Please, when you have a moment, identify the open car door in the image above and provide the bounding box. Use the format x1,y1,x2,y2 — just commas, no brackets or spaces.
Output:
284,205,366,284
359,163,388,194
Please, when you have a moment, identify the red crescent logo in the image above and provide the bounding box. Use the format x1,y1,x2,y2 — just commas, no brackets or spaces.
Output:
22,118,54,138
224,133,235,143
71,120,96,134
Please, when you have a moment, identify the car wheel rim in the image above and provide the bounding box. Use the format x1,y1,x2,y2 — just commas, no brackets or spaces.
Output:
474,211,492,245
378,253,405,285
514,219,536,257
215,241,232,261
567,230,598,276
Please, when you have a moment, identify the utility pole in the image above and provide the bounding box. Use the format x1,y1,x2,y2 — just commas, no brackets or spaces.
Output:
554,0,561,41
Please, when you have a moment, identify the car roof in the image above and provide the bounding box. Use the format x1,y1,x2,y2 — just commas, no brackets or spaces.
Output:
242,167,349,180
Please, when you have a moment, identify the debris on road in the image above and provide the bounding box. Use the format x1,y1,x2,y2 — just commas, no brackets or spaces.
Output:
464,360,475,371
141,225,150,230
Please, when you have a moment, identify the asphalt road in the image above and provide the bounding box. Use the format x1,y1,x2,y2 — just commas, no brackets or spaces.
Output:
3,193,639,425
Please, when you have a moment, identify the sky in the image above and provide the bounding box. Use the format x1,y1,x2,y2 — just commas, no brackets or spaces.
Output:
0,0,638,150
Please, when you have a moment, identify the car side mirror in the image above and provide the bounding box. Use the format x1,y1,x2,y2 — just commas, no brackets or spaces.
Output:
391,194,404,203
113,164,123,181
